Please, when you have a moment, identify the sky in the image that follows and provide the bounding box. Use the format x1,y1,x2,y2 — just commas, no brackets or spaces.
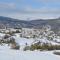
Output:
0,0,60,20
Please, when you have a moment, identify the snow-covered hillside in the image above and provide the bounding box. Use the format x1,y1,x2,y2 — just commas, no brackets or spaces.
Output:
0,26,60,60
12,34,60,46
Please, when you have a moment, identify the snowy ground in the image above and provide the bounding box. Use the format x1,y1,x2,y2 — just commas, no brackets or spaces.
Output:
0,44,60,60
0,33,60,60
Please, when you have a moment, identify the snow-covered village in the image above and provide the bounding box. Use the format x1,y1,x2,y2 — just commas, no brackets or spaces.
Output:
0,24,60,60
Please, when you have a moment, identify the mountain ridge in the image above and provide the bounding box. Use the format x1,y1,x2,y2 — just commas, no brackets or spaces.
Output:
0,16,60,34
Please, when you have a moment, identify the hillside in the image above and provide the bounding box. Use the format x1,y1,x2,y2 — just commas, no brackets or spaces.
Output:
0,16,60,34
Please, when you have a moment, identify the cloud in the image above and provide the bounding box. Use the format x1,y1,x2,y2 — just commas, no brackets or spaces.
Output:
35,0,60,2
1,12,59,20
0,1,59,15
9,6,60,19
0,1,60,20
0,3,16,9
16,6,60,14
0,5,60,20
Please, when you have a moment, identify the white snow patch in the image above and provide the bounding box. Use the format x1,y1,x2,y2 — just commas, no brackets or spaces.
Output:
0,45,60,60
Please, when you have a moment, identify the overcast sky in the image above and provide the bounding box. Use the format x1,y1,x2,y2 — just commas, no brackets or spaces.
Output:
0,0,60,20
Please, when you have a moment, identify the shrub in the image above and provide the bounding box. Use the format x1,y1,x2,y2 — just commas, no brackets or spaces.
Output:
53,51,60,55
30,43,60,51
23,46,30,51
9,37,15,43
15,30,20,33
11,43,20,50
0,40,3,45
6,32,15,36
4,34,10,39
30,44,42,51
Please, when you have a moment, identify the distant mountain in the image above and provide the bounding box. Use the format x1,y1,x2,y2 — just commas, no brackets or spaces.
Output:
0,16,34,28
30,18,60,32
0,16,60,34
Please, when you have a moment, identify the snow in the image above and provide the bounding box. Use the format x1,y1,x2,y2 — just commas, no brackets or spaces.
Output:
32,37,60,45
12,36,34,46
53,37,60,43
11,34,60,46
0,33,60,60
0,44,60,60
0,33,5,37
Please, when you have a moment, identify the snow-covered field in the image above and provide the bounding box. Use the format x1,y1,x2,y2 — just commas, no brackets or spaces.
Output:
13,34,60,46
0,33,60,60
0,44,60,60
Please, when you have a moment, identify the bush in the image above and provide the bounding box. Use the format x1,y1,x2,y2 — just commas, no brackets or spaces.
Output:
30,43,60,51
9,37,19,49
4,34,10,39
15,30,20,33
6,32,15,36
30,44,42,51
23,46,30,51
11,43,20,50
53,51,60,55
9,37,15,43
0,37,16,44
